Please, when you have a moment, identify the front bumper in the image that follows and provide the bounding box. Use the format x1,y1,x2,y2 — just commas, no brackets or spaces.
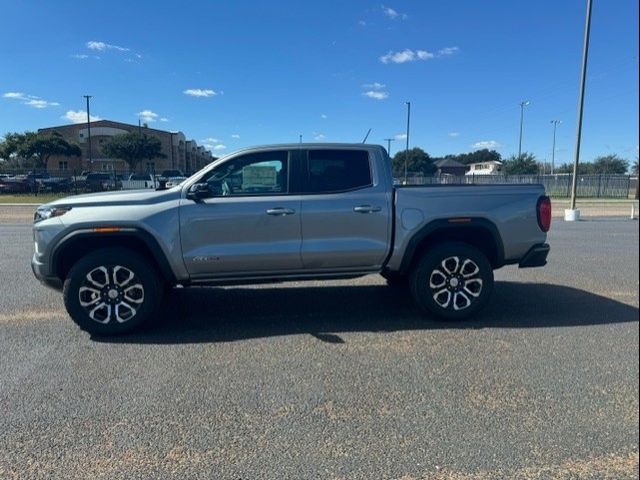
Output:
31,253,63,290
518,243,550,268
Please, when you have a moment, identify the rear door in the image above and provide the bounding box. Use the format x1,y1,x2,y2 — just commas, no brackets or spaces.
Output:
299,148,391,270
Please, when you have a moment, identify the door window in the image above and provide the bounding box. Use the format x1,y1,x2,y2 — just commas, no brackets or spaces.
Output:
306,149,371,193
202,151,289,197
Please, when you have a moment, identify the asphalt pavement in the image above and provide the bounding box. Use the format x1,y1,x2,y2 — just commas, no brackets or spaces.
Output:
0,219,638,479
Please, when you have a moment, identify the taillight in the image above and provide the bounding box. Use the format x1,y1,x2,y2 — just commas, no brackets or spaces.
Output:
537,196,552,232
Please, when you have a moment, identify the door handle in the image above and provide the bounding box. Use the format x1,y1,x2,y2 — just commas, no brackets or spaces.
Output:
266,207,296,216
353,205,382,214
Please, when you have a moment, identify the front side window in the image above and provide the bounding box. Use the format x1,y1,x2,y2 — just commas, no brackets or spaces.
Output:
306,149,371,193
201,150,288,197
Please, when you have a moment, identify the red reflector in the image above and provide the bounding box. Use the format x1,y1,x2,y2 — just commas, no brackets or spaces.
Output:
537,196,552,232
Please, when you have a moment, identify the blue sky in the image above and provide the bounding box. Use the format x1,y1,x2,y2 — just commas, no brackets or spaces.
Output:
1,0,638,166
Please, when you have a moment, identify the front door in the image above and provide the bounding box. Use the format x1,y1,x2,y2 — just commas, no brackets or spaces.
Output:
180,150,302,278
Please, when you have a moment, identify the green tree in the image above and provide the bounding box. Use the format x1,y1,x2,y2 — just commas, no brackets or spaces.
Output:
101,132,166,172
437,149,502,166
0,132,28,161
392,147,436,177
632,159,638,175
18,132,81,170
502,153,540,175
590,154,629,174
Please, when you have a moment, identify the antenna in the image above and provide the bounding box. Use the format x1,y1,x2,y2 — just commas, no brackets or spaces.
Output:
362,128,372,143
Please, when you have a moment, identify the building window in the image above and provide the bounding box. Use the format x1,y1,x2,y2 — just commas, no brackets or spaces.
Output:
59,161,68,171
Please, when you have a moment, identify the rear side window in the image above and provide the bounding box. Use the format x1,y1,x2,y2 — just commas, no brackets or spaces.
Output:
306,149,371,193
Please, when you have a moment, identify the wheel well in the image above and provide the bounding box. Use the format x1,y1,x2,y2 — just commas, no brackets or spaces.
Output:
54,234,170,283
411,226,501,270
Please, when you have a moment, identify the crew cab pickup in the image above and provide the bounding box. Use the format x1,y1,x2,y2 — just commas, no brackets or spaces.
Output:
31,144,551,335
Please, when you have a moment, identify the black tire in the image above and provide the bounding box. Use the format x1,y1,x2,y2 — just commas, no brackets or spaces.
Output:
410,242,494,320
63,247,162,335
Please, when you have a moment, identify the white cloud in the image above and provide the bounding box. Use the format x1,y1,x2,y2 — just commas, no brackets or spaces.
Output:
231,134,241,139
362,90,389,100
472,140,502,150
394,133,407,141
438,46,460,57
202,137,221,143
183,88,218,97
449,132,460,137
358,20,367,26
63,110,101,123
160,117,169,122
86,41,129,52
314,134,327,141
138,109,159,122
380,49,433,64
3,92,59,108
3,92,25,99
363,82,386,90
382,6,408,20
71,54,89,59
320,114,327,119
25,99,60,109
212,144,226,150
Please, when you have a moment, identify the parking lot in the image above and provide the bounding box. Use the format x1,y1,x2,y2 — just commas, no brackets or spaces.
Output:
0,213,638,479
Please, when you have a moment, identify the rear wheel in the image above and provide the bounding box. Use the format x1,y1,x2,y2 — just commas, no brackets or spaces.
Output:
63,248,162,335
410,242,493,320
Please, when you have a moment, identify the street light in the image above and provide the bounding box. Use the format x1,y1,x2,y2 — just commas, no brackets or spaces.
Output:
383,138,395,157
83,95,93,167
404,101,411,183
550,120,562,174
568,0,594,220
518,100,530,158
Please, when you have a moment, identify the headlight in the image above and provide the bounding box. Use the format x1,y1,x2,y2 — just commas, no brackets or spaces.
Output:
34,206,72,223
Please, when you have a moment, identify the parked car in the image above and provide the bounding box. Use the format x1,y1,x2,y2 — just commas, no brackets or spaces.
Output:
121,173,157,190
85,172,121,192
32,143,551,335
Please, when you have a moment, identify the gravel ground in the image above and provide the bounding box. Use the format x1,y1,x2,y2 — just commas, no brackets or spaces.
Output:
0,219,638,479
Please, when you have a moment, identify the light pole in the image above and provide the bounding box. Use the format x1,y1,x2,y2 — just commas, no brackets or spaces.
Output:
550,120,561,174
568,0,594,218
404,101,411,183
299,134,302,144
517,100,530,158
83,95,93,167
384,138,395,157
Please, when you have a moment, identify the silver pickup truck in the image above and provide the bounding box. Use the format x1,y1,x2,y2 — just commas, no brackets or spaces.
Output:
32,143,551,335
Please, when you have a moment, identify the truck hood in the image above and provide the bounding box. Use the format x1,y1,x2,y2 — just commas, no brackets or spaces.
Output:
44,187,182,208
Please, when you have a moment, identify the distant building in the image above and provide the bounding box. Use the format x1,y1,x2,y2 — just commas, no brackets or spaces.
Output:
466,160,503,175
434,158,468,176
38,120,215,174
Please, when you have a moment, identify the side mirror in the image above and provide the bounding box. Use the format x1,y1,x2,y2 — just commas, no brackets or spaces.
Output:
187,183,210,201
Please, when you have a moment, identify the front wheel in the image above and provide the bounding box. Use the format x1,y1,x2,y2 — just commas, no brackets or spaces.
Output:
63,248,162,335
410,242,494,320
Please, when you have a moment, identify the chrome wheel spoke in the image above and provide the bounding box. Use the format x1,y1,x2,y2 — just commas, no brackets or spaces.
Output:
115,302,136,323
86,266,109,288
79,286,101,307
441,256,460,275
88,302,111,323
453,291,472,311
429,268,447,289
433,288,452,308
123,284,144,304
461,259,480,278
113,266,135,287
464,279,483,298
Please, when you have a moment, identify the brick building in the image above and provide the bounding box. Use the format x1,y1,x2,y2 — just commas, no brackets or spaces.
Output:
38,120,214,174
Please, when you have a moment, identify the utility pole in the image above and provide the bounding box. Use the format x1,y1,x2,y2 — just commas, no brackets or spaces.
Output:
518,100,530,158
568,0,594,218
404,101,411,183
384,138,395,157
550,120,561,174
299,134,302,144
83,95,93,167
